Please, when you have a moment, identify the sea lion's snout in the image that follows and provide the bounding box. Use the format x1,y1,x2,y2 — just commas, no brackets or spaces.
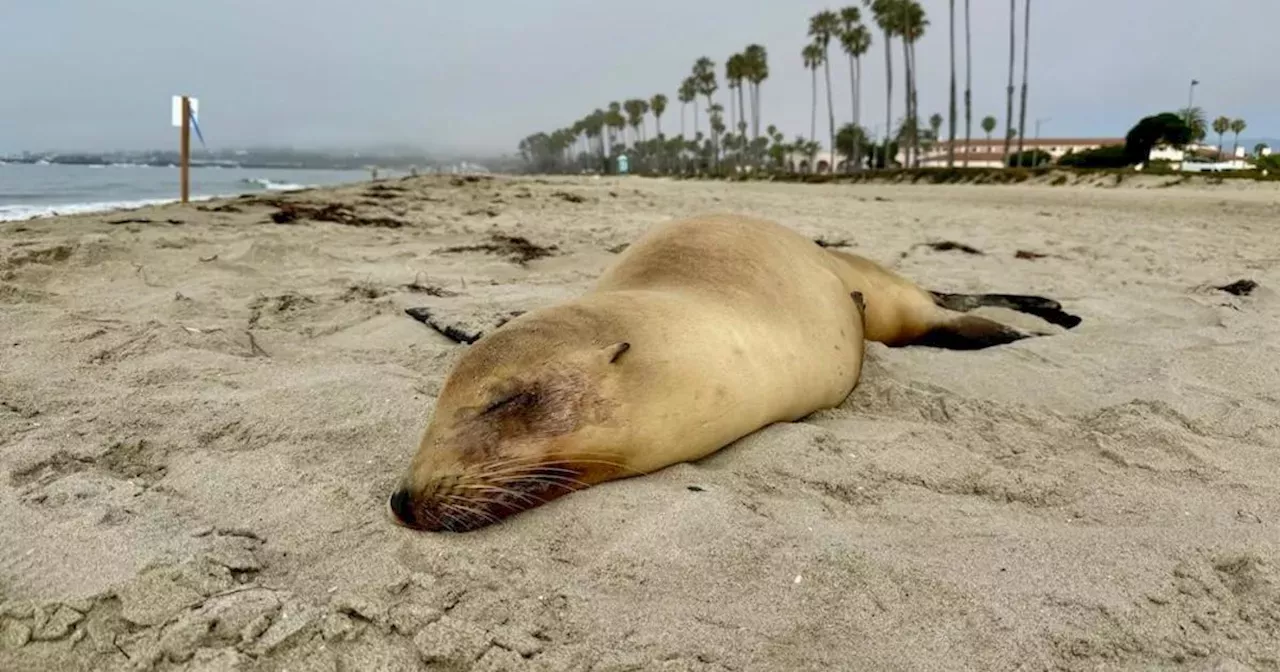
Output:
388,488,417,528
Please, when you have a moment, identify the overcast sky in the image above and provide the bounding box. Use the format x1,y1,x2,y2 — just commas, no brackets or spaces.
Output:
3,0,1277,156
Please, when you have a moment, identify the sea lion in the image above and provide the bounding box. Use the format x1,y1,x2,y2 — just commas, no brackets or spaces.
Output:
388,213,1080,532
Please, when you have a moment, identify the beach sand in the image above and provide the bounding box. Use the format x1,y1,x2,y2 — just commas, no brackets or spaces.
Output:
1,173,1278,671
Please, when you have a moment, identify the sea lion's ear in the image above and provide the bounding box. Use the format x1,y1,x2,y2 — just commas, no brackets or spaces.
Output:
606,341,631,364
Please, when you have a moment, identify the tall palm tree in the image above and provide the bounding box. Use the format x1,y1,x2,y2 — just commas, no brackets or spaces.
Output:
650,94,668,138
982,115,997,143
1002,0,1016,166
744,44,769,141
899,1,928,167
802,43,824,148
624,99,649,144
678,78,697,138
963,0,972,166
1229,118,1246,157
1016,0,1031,167
692,57,719,165
840,15,872,172
732,54,742,145
726,53,749,147
1212,116,1231,158
606,102,626,155
865,0,895,169
948,0,957,166
810,10,841,168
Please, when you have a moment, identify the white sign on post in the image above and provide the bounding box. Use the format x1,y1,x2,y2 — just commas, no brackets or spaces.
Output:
171,96,199,127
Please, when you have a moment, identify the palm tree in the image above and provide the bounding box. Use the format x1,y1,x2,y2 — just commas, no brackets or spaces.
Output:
726,53,748,147
606,102,626,155
650,94,668,139
865,0,895,169
840,8,872,172
1254,143,1268,157
963,0,972,166
1003,0,1016,166
948,0,957,166
802,43,824,149
982,115,997,143
1229,118,1246,157
1179,106,1207,143
678,78,697,138
624,99,649,144
744,44,769,141
1212,116,1231,158
810,10,841,169
929,113,943,151
692,57,719,165
899,1,928,167
1015,0,1031,167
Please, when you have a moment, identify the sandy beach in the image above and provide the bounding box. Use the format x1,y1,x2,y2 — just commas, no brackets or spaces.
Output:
2,173,1278,671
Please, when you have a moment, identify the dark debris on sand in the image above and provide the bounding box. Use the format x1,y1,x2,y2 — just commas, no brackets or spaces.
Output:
437,233,558,266
550,191,587,203
265,201,406,228
814,238,852,249
403,307,525,345
1215,279,1258,296
920,241,985,255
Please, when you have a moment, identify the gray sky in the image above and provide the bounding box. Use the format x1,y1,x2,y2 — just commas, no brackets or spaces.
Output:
3,0,1277,156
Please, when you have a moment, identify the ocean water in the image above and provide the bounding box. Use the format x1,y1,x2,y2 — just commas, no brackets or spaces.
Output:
0,163,375,222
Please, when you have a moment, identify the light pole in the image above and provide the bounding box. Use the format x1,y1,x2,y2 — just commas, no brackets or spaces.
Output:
1035,117,1051,140
1185,79,1199,120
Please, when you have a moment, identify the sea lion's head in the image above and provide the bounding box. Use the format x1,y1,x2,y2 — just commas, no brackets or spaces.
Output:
388,315,635,532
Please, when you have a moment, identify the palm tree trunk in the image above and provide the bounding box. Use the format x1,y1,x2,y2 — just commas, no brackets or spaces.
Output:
883,30,893,169
1003,0,1016,166
747,83,757,142
811,68,818,146
855,57,863,170
737,84,747,148
911,42,921,167
964,0,972,167
1016,0,1031,167
1232,133,1239,157
680,103,686,138
824,56,835,173
732,87,742,151
847,54,857,173
1218,133,1224,158
948,0,957,167
902,35,913,167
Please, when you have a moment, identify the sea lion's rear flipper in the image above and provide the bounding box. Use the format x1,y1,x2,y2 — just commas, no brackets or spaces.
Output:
904,314,1036,351
929,291,1082,330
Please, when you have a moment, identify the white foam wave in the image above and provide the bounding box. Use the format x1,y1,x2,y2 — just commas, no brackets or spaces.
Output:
241,177,310,191
0,196,213,222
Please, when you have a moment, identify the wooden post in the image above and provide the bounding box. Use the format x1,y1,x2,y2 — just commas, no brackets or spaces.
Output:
180,95,191,203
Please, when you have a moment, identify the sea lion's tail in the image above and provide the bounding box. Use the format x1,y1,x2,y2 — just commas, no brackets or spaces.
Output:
928,291,1083,330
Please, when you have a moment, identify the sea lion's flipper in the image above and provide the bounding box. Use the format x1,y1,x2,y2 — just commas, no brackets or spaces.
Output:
904,314,1035,351
929,291,1082,330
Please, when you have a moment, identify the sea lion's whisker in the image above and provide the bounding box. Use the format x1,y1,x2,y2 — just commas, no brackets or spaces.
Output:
459,483,545,507
486,472,588,489
440,499,501,527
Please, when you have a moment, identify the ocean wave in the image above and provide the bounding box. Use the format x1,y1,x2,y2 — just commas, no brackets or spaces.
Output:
241,177,310,191
0,196,213,222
